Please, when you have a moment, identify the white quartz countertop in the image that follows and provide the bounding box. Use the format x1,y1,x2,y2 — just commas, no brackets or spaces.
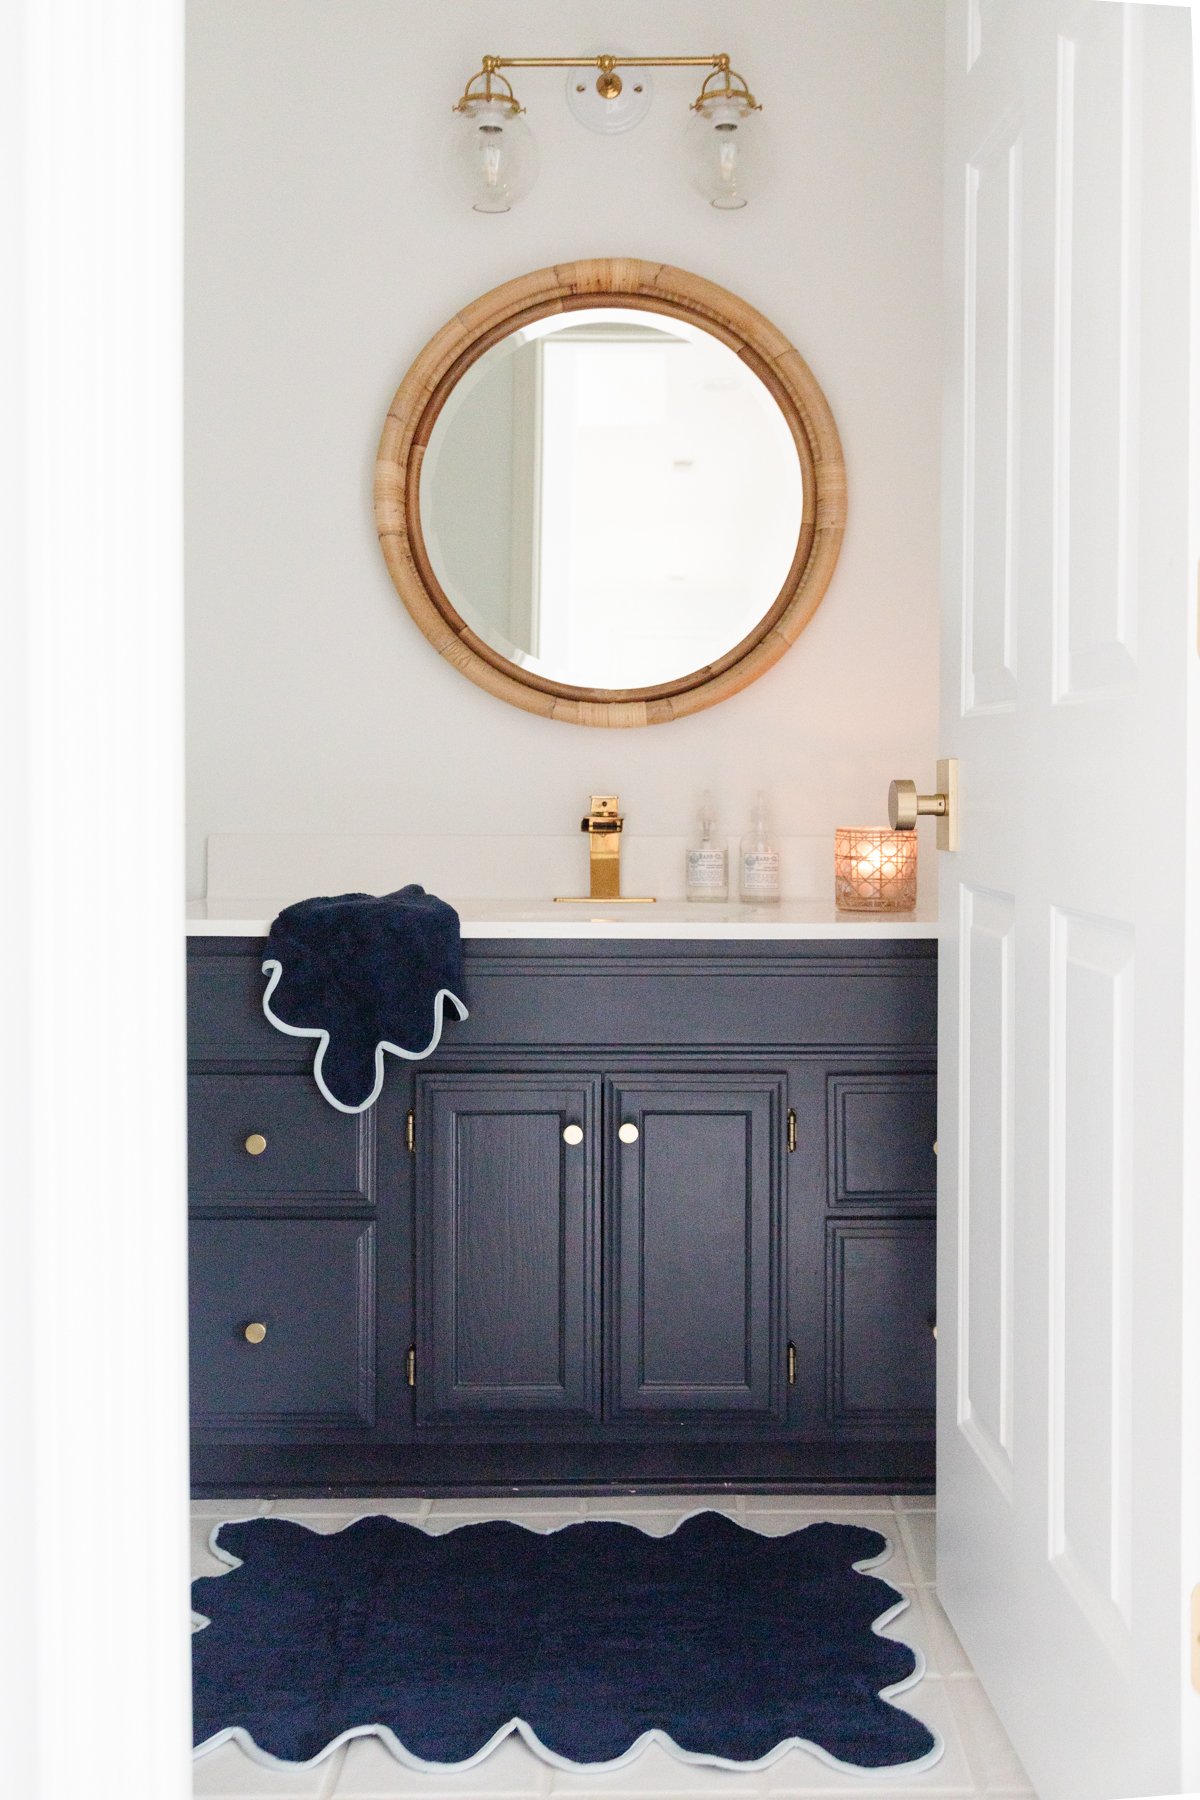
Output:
186,898,939,940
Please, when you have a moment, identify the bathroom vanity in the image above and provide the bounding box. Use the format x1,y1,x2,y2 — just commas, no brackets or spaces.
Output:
187,912,937,1496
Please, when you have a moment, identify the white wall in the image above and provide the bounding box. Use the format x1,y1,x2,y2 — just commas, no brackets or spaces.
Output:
185,0,943,900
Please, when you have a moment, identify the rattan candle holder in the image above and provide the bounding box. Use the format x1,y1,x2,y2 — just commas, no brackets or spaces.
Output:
834,827,917,912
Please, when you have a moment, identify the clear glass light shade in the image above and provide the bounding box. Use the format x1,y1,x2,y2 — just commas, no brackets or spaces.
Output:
442,99,539,213
683,100,767,210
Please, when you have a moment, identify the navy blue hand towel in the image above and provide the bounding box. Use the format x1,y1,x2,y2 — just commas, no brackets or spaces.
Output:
261,886,468,1113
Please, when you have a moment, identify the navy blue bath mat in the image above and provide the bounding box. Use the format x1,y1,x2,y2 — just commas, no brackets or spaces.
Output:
191,1510,940,1775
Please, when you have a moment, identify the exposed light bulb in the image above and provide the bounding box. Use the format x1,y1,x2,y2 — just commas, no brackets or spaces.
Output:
477,124,503,196
442,97,539,213
714,120,742,203
684,98,768,210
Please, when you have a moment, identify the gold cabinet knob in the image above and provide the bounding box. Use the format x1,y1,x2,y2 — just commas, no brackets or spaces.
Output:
562,1123,584,1146
243,1322,267,1344
618,1121,639,1145
244,1133,267,1156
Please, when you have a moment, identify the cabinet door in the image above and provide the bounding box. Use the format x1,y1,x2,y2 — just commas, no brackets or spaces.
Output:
826,1218,936,1428
609,1074,784,1421
415,1073,600,1425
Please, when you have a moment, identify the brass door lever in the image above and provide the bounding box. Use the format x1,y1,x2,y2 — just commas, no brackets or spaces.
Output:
888,758,959,852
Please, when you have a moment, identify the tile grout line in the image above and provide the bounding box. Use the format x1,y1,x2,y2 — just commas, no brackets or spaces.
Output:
891,1501,929,1590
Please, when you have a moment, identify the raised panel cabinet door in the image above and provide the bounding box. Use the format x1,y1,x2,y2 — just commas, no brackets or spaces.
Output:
415,1074,601,1424
825,1218,935,1432
609,1075,784,1420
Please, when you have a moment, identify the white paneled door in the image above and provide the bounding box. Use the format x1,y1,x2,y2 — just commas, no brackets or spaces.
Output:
939,3,1196,1796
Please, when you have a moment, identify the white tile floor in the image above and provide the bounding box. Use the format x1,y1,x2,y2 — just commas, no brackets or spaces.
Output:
191,1495,1034,1800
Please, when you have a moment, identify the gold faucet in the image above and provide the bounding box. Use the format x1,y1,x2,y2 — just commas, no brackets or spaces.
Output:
554,794,656,904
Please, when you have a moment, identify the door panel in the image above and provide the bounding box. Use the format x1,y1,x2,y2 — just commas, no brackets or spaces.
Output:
415,1073,600,1424
958,883,1016,1497
609,1075,783,1419
940,4,1195,1792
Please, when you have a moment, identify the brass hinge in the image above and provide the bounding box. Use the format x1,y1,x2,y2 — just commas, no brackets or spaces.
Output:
406,1109,415,1154
787,1341,797,1386
787,1108,797,1153
406,1345,416,1388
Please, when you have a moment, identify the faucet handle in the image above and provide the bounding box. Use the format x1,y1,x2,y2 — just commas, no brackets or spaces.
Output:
581,794,623,834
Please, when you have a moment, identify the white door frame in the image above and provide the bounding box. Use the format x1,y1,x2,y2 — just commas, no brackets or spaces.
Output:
0,2,191,1796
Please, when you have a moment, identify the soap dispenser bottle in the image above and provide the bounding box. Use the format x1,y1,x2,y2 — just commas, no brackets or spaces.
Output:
685,791,728,902
740,791,781,904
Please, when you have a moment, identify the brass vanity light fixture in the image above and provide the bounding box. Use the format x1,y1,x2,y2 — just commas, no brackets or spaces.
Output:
888,759,960,853
555,795,656,904
445,53,764,212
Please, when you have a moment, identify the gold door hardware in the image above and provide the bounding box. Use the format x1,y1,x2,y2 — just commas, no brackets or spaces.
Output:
244,1133,267,1156
787,1342,797,1386
562,1123,584,1146
243,1322,267,1345
618,1121,640,1144
933,1140,939,1156
556,794,655,904
888,757,959,852
787,1109,797,1153
406,1346,416,1388
406,1109,415,1154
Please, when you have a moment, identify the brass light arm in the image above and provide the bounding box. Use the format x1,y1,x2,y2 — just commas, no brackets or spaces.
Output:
455,53,759,115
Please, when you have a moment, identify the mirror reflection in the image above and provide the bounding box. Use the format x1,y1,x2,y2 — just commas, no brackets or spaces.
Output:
418,307,804,691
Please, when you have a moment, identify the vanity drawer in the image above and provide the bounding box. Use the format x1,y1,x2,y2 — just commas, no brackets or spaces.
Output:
188,1070,373,1206
189,1219,376,1429
188,944,284,1060
826,1070,937,1209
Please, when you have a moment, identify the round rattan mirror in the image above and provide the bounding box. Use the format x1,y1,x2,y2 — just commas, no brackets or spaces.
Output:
375,259,845,726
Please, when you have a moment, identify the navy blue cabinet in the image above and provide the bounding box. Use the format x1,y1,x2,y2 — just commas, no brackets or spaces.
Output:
189,1218,376,1428
188,937,936,1496
608,1075,783,1422
416,1074,601,1425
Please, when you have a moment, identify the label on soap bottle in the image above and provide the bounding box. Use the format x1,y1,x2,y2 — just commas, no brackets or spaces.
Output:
686,844,728,899
741,848,781,901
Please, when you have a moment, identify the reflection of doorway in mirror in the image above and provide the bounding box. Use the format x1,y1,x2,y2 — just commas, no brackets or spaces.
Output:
534,318,799,688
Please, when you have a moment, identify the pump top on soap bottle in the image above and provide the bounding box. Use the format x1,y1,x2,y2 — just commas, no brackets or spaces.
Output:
685,791,728,903
740,790,781,905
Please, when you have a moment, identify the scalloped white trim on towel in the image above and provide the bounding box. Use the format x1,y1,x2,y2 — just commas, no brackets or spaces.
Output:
260,957,469,1114
191,1510,944,1780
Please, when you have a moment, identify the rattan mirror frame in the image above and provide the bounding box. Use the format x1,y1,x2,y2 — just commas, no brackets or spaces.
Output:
374,259,846,726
